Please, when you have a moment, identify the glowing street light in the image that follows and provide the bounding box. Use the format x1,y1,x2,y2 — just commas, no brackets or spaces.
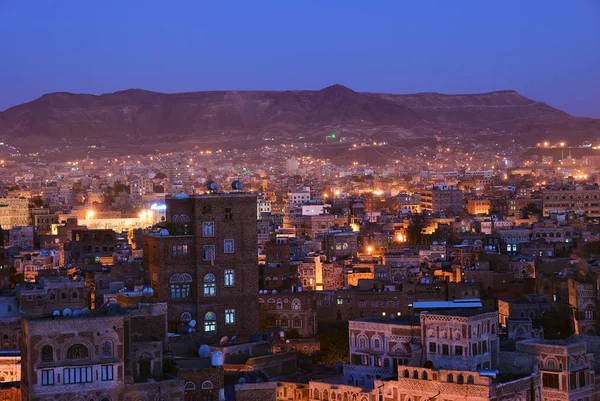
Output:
85,210,95,220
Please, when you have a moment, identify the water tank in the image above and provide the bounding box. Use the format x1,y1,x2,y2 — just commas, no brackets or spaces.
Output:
206,181,219,192
52,310,60,317
189,319,197,328
142,286,154,298
73,309,81,317
232,181,244,190
63,308,72,317
80,308,90,315
211,351,224,366
199,344,211,358
238,377,246,384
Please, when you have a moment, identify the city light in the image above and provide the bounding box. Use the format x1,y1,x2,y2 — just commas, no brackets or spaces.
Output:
85,210,95,219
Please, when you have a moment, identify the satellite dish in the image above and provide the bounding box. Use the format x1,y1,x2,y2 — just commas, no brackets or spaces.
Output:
198,344,211,358
73,309,81,317
53,310,60,317
238,377,246,384
206,181,219,191
232,181,244,190
63,308,72,317
219,336,229,346
189,319,197,328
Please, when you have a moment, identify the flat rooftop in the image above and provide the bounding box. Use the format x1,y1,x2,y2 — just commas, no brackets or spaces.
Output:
353,315,416,325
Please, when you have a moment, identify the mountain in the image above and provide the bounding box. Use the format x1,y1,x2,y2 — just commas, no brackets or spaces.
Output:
0,85,597,148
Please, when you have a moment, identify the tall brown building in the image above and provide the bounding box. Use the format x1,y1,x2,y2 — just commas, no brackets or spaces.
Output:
143,193,259,341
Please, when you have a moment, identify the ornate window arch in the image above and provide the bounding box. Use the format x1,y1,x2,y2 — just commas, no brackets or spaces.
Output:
291,298,301,311
170,274,192,299
371,335,383,350
101,340,113,358
185,382,196,390
181,312,192,323
357,334,368,349
204,312,217,333
41,344,54,362
67,343,90,360
201,381,213,390
204,274,216,297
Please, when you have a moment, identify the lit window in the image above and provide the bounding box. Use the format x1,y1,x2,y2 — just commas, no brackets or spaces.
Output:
63,366,93,384
224,270,235,287
172,244,189,256
291,298,301,311
224,208,233,221
225,309,235,325
204,274,216,297
170,274,192,299
224,239,234,254
204,312,216,333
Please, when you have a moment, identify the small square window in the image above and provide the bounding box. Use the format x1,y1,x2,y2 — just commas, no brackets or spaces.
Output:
225,309,235,325
202,222,215,237
224,208,233,221
203,245,216,262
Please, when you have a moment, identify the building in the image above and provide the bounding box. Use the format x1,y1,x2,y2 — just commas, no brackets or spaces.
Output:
143,192,259,340
467,199,491,215
21,301,184,401
542,188,600,217
420,185,463,214
0,197,30,229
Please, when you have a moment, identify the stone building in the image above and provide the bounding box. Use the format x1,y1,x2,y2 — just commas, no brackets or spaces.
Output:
568,277,598,336
143,193,259,340
258,292,317,338
0,197,30,229
21,301,184,401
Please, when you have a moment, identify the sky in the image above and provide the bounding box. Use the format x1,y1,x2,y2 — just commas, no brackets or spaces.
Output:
1,1,599,117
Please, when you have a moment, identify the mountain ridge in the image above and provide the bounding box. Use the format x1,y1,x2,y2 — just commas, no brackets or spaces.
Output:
0,85,596,147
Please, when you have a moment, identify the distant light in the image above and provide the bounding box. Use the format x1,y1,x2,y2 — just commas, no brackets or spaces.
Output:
150,203,167,211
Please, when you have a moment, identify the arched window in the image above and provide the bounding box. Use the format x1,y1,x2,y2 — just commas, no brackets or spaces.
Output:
181,312,192,323
72,291,78,299
457,374,464,384
373,338,381,350
358,335,367,349
313,389,320,399
170,274,192,299
101,340,113,358
203,274,216,297
184,381,196,401
291,298,301,311
67,344,89,360
323,390,329,401
422,371,428,380
41,344,54,362
204,312,216,333
467,375,474,384
276,299,283,310
202,381,213,401
403,369,409,378
413,370,418,379
447,374,454,383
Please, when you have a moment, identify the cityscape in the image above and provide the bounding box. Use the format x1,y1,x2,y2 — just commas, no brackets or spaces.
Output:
1,2,600,401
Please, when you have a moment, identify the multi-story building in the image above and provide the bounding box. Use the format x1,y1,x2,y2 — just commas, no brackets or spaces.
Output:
542,188,600,217
420,185,463,214
0,197,30,229
467,199,491,215
143,192,259,340
21,301,183,401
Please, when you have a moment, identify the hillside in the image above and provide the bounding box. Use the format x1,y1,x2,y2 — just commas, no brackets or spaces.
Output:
0,85,597,148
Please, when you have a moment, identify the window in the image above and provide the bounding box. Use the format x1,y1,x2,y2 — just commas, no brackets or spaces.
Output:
204,274,216,297
543,372,560,389
224,239,234,254
202,381,214,401
63,367,93,384
172,244,189,256
181,312,192,323
337,297,343,305
42,369,54,386
203,245,216,263
101,365,114,381
101,341,113,358
224,208,232,221
170,274,192,299
570,372,577,390
442,344,449,355
373,338,381,349
204,312,216,333
455,345,463,356
358,336,367,349
185,382,197,401
291,298,301,311
66,344,89,360
202,222,215,237
429,343,436,353
225,309,235,325
41,345,54,363
224,270,235,287
447,374,454,383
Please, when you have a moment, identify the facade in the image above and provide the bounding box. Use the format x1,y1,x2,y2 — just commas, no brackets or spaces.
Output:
0,197,30,229
144,193,259,340
21,302,183,401
420,186,463,214
542,189,600,217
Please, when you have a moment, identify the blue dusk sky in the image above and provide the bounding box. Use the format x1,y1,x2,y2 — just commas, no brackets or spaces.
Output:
0,0,599,117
